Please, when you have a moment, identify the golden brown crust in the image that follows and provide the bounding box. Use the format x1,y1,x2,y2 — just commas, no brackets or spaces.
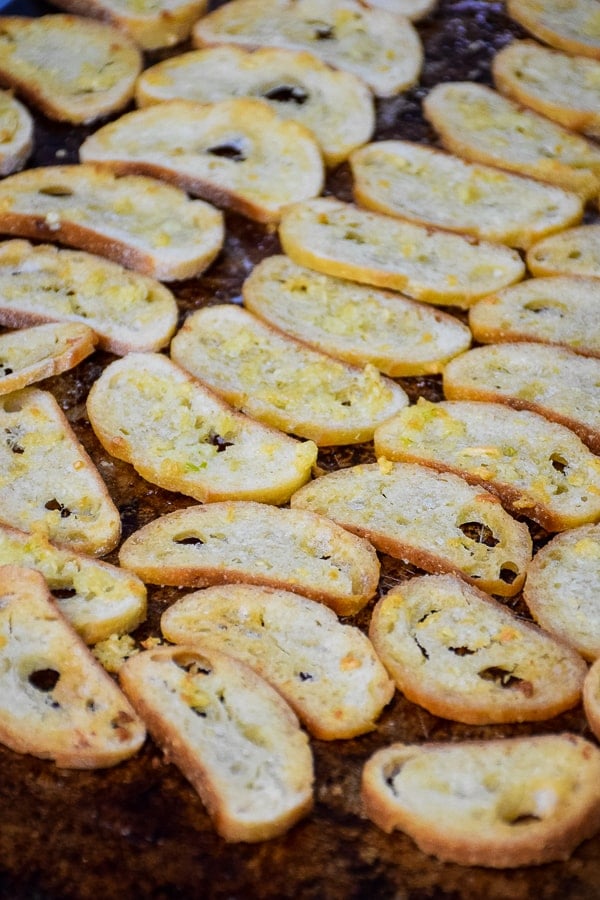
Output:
0,322,97,394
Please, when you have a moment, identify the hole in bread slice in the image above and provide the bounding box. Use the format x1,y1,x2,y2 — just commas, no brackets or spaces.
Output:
478,666,533,696
206,142,247,162
458,521,499,547
263,85,309,105
499,563,519,584
173,534,204,546
37,186,73,197
45,498,71,518
28,667,60,692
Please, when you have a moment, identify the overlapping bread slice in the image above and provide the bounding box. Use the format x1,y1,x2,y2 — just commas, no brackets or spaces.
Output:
0,14,142,124
243,255,471,376
374,399,600,532
365,0,437,19
361,734,600,867
0,88,32,176
87,353,317,506
136,45,375,168
506,0,600,60
527,225,600,278
350,140,583,249
192,0,423,98
468,276,600,358
0,524,146,644
0,322,96,394
0,387,120,555
423,81,600,201
278,197,525,307
79,98,324,223
0,241,178,354
119,644,313,841
169,304,409,445
0,165,225,282
584,657,600,740
0,565,146,768
118,502,380,617
161,583,394,740
290,461,532,596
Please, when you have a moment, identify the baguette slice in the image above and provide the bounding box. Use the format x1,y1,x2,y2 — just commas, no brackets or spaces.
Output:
361,734,600,867
468,276,600,358
243,255,471,376
524,523,600,661
369,574,586,724
170,304,409,445
443,342,600,453
291,461,532,596
0,88,32,176
278,198,525,307
87,352,317,506
49,0,208,50
192,0,423,98
493,40,600,140
160,583,394,740
0,241,178,355
583,657,600,740
423,81,600,201
527,225,600,278
506,0,600,60
350,140,583,249
0,524,146,645
0,322,97,394
0,165,225,282
118,501,380,616
365,0,437,19
0,387,121,555
0,565,146,768
136,46,374,169
80,98,324,224
119,644,313,842
374,399,600,532
0,15,142,124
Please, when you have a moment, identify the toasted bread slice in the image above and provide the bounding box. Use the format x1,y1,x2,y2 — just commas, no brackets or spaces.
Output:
160,583,394,740
350,139,583,249
170,304,409,445
291,461,532,597
365,0,436,19
506,0,600,60
0,387,120,555
0,565,146,767
119,501,380,616
192,0,423,98
468,276,600,358
374,398,600,532
136,45,374,168
243,255,471,376
278,198,525,307
423,81,600,201
524,523,600,661
369,574,586,725
527,225,600,278
0,322,97,394
443,342,600,454
0,165,225,282
584,657,600,740
0,240,177,355
493,40,600,140
87,353,317,506
0,14,141,124
120,644,313,841
361,734,600,867
0,88,32,176
80,98,324,224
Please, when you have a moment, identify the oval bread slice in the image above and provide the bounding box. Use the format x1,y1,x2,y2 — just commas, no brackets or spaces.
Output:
160,583,394,740
192,0,423,98
0,387,121,555
369,573,586,724
0,322,97,394
468,276,600,358
506,0,600,60
583,657,600,740
290,461,532,596
278,197,525,307
243,255,471,376
423,81,600,201
361,734,600,867
524,523,600,661
0,14,142,125
80,98,324,224
374,398,600,532
527,225,600,278
0,165,225,282
87,352,317,506
118,501,380,616
170,304,409,445
119,644,313,842
0,565,146,768
366,0,437,19
135,45,375,168
350,140,582,249
0,88,32,176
